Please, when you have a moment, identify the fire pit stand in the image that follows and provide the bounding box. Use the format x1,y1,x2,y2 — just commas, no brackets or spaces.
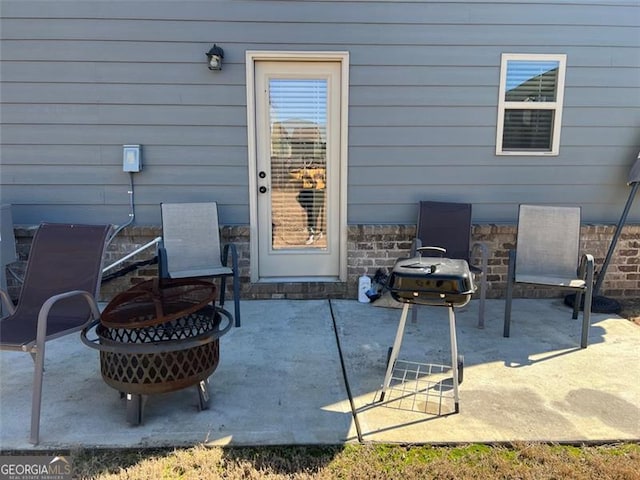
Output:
82,278,232,425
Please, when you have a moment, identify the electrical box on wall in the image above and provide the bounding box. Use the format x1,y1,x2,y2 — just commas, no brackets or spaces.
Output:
123,145,142,172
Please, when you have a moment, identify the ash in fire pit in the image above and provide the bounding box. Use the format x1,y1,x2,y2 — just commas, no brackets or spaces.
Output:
82,278,232,425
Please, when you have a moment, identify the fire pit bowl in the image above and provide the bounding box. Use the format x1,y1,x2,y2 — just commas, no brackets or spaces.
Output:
82,278,232,425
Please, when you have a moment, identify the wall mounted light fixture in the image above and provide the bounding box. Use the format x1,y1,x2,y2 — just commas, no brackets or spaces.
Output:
206,44,224,70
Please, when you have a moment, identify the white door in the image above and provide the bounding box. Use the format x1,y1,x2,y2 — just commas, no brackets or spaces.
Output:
248,55,347,281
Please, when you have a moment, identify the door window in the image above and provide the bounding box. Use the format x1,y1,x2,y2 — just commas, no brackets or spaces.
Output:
270,79,328,248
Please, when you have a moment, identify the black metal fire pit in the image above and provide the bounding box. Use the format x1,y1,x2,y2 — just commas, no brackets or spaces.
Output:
82,278,232,425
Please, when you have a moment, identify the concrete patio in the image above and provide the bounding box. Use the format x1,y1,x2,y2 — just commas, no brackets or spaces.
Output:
0,298,638,449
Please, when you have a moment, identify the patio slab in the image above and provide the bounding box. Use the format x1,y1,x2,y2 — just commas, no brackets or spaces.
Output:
0,300,353,449
332,298,640,444
0,298,638,449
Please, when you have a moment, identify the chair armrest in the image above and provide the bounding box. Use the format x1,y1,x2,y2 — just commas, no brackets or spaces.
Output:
157,242,170,279
470,241,490,271
222,243,239,272
33,290,101,351
0,288,16,316
578,253,595,286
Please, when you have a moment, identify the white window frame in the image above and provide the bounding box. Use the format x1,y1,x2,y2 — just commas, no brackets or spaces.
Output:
496,53,567,156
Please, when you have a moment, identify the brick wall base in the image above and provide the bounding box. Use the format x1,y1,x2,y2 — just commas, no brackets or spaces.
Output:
7,223,639,303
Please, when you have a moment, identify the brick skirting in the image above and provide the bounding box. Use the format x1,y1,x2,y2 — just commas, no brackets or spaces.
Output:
7,223,639,303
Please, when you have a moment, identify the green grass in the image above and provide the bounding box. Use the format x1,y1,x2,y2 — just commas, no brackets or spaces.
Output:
57,442,640,479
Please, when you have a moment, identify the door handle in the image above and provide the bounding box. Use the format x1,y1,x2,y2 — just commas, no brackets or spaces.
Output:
258,171,267,179
259,186,268,194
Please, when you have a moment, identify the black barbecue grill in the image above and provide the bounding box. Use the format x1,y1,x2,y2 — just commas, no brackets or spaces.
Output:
379,247,475,414
387,247,475,308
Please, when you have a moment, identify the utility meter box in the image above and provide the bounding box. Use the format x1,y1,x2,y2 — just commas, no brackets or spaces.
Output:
123,145,142,172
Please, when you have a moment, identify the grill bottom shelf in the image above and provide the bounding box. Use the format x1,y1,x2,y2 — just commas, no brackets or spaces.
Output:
377,359,460,415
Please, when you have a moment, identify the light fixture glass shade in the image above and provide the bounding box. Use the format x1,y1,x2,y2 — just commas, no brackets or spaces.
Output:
206,45,224,70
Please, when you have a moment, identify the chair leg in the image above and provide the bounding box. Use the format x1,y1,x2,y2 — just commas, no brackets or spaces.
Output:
30,346,46,445
219,277,227,308
477,245,489,329
233,273,241,328
503,250,516,338
572,291,582,320
411,303,418,324
580,259,595,348
478,272,487,329
581,291,592,349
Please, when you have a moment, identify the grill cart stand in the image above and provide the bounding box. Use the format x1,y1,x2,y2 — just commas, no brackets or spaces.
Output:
378,248,473,414
379,303,462,414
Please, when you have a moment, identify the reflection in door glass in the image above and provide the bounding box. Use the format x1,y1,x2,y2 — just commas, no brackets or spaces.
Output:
269,79,327,250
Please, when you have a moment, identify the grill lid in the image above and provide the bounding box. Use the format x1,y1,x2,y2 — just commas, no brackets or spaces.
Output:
387,248,476,307
101,278,217,329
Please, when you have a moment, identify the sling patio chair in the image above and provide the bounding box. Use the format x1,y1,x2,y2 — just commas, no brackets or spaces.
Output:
503,204,595,348
411,201,489,328
158,202,241,327
0,222,111,444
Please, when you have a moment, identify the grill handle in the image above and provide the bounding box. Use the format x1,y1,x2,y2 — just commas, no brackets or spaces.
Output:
416,246,446,257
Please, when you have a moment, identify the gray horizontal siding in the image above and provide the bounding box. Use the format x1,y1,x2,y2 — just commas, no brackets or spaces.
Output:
348,146,640,167
4,124,636,149
2,20,637,47
1,0,639,227
2,42,637,68
0,145,247,166
348,126,639,146
350,86,639,107
7,204,249,227
4,163,628,188
4,83,637,108
3,1,638,26
2,184,248,205
350,202,629,225
4,62,638,89
0,125,247,146
0,105,248,126
349,165,631,186
349,107,640,128
2,104,637,129
0,84,247,105
2,165,248,186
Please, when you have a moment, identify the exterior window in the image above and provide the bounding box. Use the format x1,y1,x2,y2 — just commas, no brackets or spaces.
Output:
496,54,567,155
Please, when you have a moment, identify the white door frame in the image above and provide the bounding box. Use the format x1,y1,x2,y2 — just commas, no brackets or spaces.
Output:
246,51,349,283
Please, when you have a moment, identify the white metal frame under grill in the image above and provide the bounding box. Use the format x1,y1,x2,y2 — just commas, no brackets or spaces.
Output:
379,303,461,414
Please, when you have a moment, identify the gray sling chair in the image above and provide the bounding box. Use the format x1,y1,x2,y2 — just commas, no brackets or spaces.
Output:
411,201,489,328
503,205,595,348
158,202,241,327
0,223,111,445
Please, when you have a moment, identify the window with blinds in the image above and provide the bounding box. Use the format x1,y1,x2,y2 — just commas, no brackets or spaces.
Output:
496,54,567,156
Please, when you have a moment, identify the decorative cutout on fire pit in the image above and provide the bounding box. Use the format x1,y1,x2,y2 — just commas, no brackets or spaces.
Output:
97,310,221,395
